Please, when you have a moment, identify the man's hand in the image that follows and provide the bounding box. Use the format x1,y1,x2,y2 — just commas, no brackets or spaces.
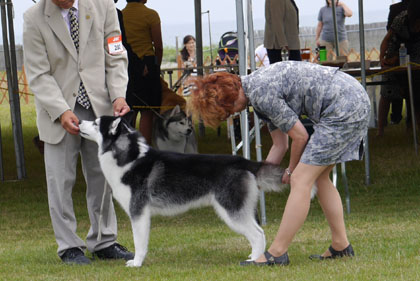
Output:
60,110,80,135
113,97,130,117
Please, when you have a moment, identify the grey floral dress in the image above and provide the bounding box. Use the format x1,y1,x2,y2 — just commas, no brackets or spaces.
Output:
241,61,371,166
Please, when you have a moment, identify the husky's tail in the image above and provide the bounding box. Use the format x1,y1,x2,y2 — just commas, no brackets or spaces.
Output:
256,163,318,198
256,164,288,193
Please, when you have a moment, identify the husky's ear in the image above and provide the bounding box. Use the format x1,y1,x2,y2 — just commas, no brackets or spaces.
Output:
169,105,181,117
109,118,122,135
122,110,135,125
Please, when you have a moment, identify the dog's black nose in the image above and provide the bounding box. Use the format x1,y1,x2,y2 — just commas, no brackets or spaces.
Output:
79,120,83,124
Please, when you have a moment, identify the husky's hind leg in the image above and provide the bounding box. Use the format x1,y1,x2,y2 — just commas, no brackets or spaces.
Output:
214,203,266,261
126,207,151,267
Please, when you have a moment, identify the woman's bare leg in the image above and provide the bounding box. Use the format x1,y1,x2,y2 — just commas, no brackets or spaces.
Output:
315,165,350,256
255,163,329,261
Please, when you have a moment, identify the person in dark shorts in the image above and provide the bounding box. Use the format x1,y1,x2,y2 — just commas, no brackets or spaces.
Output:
122,0,163,144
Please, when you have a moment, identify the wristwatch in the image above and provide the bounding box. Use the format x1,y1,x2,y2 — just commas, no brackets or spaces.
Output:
285,168,292,176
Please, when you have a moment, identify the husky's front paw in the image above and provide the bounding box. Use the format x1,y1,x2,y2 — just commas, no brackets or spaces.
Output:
126,259,142,267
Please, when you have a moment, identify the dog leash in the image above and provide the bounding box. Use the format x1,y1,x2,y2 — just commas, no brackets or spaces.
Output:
97,93,162,242
131,93,165,120
97,93,161,242
129,81,196,120
97,179,112,242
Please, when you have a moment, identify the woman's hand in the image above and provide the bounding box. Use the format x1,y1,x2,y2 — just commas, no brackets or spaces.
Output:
282,168,292,184
382,56,398,68
143,64,148,76
337,1,353,17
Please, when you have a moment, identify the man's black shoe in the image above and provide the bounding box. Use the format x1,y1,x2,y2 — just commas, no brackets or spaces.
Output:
60,248,91,265
93,243,134,261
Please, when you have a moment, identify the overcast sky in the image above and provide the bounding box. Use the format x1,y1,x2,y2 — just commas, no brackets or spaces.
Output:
13,0,396,46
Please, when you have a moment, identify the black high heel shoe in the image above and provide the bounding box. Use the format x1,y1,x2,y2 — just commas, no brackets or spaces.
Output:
240,251,290,266
309,244,354,260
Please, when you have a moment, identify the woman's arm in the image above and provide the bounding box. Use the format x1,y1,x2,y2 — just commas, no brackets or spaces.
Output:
282,120,308,184
315,21,323,46
380,30,392,65
265,129,289,165
380,29,398,67
150,23,163,66
338,1,353,17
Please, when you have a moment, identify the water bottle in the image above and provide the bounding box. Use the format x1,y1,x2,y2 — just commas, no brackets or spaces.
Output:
319,46,327,62
399,43,407,66
281,47,289,61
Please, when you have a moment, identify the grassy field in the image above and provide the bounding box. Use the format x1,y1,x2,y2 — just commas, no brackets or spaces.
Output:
1,97,420,281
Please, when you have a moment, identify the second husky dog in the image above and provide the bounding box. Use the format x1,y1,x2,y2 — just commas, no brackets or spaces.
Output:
152,105,198,153
79,112,287,267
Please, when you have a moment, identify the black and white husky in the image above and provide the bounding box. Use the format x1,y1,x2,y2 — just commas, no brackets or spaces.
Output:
152,105,198,153
79,112,287,267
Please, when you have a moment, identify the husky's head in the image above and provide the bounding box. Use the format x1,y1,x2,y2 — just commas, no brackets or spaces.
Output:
157,105,193,142
79,111,148,166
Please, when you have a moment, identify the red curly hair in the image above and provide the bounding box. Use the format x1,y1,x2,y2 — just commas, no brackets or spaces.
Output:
187,72,242,128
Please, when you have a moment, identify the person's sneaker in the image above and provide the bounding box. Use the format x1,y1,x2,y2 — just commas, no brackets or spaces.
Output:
93,243,134,261
60,248,91,265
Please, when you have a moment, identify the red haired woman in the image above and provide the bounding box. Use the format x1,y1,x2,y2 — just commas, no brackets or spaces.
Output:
188,61,370,266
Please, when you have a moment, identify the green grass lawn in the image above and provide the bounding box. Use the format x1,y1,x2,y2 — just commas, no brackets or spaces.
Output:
1,98,420,281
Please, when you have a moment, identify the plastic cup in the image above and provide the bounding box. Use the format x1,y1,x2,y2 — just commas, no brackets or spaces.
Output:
301,48,311,61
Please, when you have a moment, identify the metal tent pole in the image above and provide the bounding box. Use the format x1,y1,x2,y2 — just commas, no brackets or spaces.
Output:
0,123,3,181
202,10,213,65
407,58,418,155
194,0,205,137
246,0,266,225
331,0,340,57
358,0,370,185
1,0,26,179
247,0,256,73
235,0,250,161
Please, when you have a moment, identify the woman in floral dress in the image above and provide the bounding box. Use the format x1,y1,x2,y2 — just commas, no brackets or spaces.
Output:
188,61,370,266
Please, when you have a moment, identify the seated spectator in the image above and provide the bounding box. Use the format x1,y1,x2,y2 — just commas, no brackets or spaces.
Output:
178,35,197,68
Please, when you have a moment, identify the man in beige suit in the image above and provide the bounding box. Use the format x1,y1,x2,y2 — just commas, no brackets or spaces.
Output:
23,0,133,264
264,0,301,63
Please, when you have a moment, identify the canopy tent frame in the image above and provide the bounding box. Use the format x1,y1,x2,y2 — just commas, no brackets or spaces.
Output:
0,0,26,181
